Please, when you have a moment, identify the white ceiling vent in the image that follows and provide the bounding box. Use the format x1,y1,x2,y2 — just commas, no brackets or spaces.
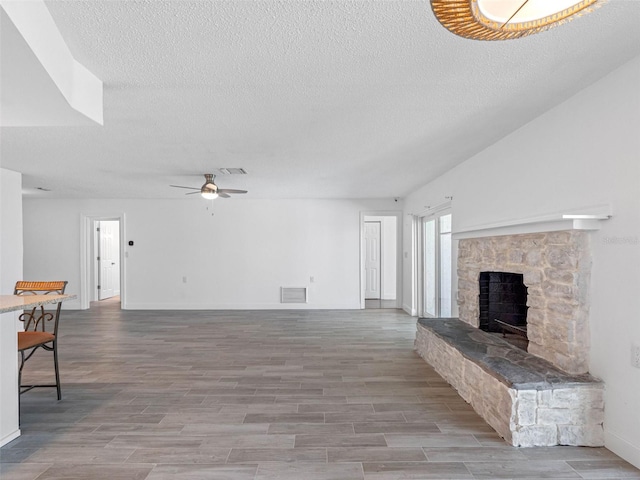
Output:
218,168,247,175
281,287,308,304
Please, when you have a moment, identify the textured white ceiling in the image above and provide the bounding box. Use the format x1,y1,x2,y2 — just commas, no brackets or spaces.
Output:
2,0,640,199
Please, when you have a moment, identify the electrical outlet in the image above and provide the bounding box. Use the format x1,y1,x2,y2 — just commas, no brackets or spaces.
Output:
632,343,640,369
182,276,187,284
310,276,315,283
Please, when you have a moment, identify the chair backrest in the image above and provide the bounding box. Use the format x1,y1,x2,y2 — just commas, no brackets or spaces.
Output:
14,281,68,336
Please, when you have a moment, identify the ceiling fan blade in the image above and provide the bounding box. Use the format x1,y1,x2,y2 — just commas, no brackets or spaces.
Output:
185,191,200,195
218,192,231,198
170,185,200,190
217,189,247,194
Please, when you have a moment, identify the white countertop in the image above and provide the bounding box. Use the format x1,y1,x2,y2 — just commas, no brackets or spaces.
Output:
0,294,76,314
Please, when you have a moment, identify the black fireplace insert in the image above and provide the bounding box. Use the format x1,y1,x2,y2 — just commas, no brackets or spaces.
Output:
478,271,528,336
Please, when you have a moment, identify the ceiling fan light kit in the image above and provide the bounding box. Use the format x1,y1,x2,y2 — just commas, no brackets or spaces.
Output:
430,0,602,41
201,190,218,200
201,174,219,199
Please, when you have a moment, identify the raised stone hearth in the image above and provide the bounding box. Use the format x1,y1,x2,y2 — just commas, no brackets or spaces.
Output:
415,318,604,447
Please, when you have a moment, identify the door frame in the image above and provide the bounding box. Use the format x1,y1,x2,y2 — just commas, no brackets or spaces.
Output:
416,207,454,318
80,213,126,310
359,211,402,309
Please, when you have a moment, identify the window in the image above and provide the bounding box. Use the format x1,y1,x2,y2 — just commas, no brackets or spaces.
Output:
420,212,452,317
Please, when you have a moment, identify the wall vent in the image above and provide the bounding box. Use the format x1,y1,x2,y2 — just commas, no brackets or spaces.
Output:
281,287,308,304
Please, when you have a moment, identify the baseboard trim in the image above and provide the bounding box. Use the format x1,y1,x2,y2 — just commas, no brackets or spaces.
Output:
123,303,362,311
605,429,640,469
403,303,416,316
0,428,20,448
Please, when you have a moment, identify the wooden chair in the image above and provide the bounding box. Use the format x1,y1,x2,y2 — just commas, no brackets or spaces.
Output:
14,281,68,402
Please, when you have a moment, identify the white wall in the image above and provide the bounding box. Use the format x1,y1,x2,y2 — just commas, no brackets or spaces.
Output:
22,197,398,310
404,55,640,467
0,167,22,446
364,215,397,300
0,168,23,293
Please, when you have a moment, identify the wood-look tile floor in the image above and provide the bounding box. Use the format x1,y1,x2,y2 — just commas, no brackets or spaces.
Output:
1,301,638,480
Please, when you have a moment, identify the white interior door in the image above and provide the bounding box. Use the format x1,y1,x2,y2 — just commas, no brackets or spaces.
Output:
98,220,120,300
364,221,381,299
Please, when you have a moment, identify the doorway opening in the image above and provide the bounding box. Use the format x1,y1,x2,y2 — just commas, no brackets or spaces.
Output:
80,214,126,310
94,220,121,302
360,212,401,309
417,210,453,318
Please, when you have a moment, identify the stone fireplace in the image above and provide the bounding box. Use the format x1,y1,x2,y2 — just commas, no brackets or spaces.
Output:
458,230,591,374
415,229,604,447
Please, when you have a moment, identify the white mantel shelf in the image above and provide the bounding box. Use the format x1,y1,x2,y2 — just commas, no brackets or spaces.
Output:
453,208,612,240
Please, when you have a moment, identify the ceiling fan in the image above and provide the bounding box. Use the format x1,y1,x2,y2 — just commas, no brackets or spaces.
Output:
170,174,248,199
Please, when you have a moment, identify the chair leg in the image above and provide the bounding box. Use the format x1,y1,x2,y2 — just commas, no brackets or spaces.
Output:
53,341,61,401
